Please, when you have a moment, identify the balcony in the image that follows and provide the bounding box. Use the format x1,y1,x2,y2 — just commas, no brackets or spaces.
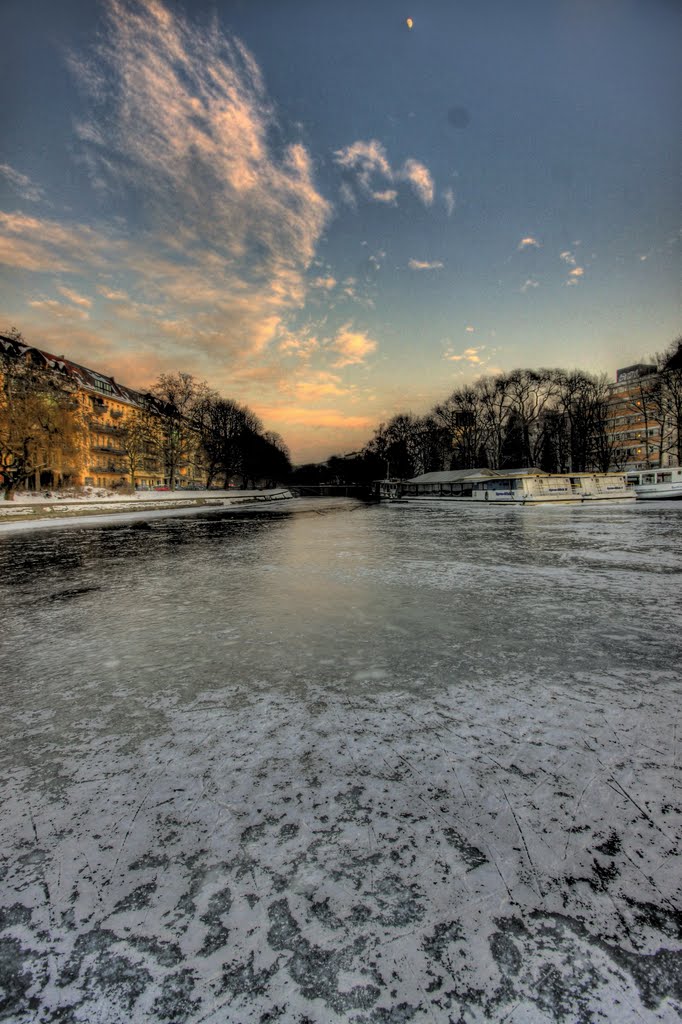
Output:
90,464,127,474
87,419,125,435
91,444,126,454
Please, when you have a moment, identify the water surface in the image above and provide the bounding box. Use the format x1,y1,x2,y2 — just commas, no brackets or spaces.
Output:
1,499,681,1022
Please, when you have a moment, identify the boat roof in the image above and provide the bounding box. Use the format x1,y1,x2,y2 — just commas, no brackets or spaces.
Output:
407,467,547,484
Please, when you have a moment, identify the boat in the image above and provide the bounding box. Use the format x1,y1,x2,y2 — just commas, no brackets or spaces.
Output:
377,468,635,505
625,467,682,500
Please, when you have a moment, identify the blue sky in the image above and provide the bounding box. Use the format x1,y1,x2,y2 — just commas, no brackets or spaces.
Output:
1,0,680,461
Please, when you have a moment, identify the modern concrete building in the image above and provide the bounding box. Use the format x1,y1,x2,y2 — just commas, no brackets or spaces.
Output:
606,363,677,470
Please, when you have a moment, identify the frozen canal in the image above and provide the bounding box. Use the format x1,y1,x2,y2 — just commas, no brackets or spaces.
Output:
1,498,681,1023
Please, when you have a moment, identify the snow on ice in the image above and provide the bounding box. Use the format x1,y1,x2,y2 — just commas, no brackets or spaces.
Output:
1,501,681,1022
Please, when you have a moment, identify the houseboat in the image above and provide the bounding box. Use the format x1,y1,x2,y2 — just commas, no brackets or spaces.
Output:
625,467,682,500
378,468,635,505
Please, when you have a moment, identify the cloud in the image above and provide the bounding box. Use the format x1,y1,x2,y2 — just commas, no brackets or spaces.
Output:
57,285,92,309
258,405,373,430
443,188,455,217
97,286,130,302
401,159,434,206
0,164,45,202
518,237,540,250
444,345,484,365
0,211,115,272
281,371,350,400
28,298,89,321
408,259,443,271
57,0,330,370
560,250,577,265
333,138,435,207
370,189,398,204
465,325,475,333
566,266,585,286
331,324,378,367
520,278,539,292
333,139,393,190
310,276,336,290
339,182,357,208
277,328,319,359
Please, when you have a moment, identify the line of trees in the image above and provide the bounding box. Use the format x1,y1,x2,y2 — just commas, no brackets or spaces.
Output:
311,340,682,486
0,331,292,499
139,372,290,491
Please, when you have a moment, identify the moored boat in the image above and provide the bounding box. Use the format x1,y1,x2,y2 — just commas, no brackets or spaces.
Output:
378,468,635,504
625,467,682,500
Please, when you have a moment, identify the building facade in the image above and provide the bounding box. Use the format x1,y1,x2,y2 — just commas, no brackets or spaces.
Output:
1,334,205,490
606,363,678,470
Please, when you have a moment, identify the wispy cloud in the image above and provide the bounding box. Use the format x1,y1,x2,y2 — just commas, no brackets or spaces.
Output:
444,345,484,364
520,278,539,293
43,0,330,376
401,159,434,205
0,211,116,273
0,164,45,202
28,298,89,321
281,370,350,400
310,276,336,290
408,259,443,271
97,286,130,302
560,250,577,266
331,324,378,368
566,266,585,286
57,285,92,309
518,236,540,250
371,189,398,204
443,187,455,217
333,140,392,192
334,138,435,207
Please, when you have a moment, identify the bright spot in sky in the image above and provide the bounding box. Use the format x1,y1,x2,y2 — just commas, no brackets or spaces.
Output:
406,17,413,30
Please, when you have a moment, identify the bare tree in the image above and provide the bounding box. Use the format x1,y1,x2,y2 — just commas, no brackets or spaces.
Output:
120,401,160,488
433,387,489,469
655,337,682,465
150,372,209,488
477,375,513,469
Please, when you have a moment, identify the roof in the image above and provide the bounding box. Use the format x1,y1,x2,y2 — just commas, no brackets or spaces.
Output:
406,467,547,483
1,333,149,410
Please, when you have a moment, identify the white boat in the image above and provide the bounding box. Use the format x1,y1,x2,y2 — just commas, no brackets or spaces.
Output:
625,467,682,500
378,468,635,505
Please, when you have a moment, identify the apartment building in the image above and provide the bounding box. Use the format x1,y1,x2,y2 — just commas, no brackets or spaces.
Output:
606,363,675,470
0,334,203,490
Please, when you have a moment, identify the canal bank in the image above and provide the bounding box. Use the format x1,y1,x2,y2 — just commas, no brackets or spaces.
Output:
0,488,296,532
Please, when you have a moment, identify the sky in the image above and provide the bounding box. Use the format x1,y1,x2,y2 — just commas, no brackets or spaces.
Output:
1,0,680,463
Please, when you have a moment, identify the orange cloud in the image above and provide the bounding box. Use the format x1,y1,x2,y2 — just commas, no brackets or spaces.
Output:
331,324,378,367
408,259,443,271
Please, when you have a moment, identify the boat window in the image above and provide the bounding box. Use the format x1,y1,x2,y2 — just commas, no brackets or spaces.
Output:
642,474,655,484
657,473,671,483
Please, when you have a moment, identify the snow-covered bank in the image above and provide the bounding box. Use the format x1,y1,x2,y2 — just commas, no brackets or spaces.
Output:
0,488,295,532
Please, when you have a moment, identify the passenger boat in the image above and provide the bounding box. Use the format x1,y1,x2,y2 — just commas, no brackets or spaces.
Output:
378,468,635,505
625,467,682,500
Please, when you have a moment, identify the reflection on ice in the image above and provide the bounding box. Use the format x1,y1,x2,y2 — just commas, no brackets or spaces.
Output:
1,500,681,1022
